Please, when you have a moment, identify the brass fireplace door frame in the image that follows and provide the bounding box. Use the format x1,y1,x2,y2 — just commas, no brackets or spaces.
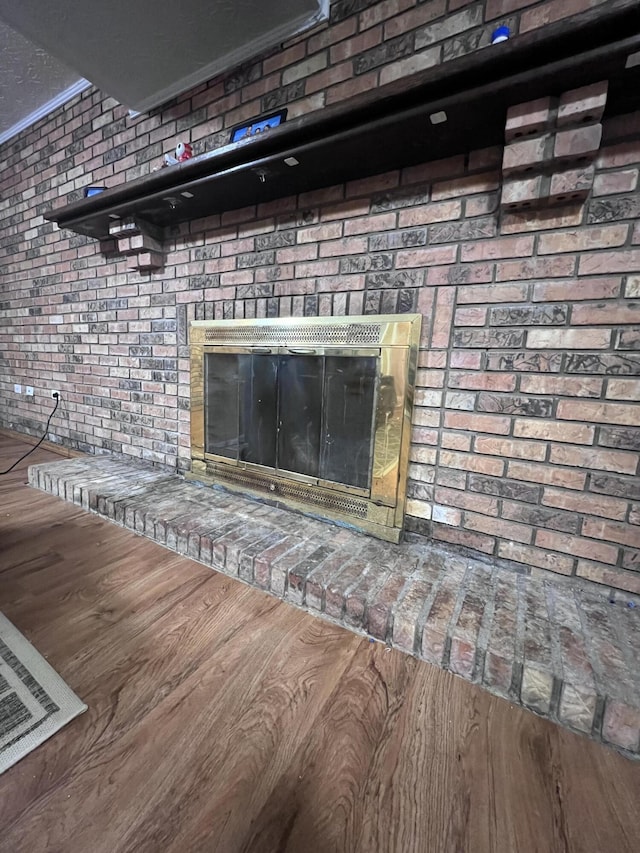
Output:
188,314,421,543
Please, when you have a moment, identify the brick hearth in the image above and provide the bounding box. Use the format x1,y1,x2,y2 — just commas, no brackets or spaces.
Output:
28,455,640,758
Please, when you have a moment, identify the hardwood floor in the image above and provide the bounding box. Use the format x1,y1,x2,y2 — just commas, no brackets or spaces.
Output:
1,435,639,853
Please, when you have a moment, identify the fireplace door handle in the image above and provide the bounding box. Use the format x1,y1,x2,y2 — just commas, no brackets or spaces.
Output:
287,348,317,355
251,347,273,354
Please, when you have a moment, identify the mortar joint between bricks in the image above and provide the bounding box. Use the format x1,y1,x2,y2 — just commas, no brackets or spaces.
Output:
591,694,606,740
509,661,524,703
549,675,564,720
473,647,486,683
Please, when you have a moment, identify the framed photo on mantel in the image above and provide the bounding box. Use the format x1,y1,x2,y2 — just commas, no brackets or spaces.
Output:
229,109,288,143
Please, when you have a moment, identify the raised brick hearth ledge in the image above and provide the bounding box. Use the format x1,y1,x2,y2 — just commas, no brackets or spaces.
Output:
29,455,640,758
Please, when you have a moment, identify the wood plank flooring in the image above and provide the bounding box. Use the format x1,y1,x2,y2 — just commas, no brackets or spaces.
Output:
1,435,639,853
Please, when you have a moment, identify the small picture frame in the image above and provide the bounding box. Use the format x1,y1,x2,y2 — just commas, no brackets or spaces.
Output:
229,109,288,143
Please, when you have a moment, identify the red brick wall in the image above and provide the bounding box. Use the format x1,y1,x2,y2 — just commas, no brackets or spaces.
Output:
1,0,638,592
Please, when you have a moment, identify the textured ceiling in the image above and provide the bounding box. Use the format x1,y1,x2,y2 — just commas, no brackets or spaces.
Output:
0,20,83,143
0,0,328,139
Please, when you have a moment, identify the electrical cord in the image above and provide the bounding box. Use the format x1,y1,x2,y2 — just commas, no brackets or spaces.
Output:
0,393,60,475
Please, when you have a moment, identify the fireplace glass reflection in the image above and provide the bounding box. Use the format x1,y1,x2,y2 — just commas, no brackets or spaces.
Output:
205,353,377,489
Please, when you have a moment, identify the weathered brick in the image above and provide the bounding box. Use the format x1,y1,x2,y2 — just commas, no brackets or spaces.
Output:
397,200,462,227
548,165,595,203
474,437,547,462
396,246,457,268
579,249,640,276
496,256,576,281
366,571,410,640
428,262,494,286
454,328,525,349
582,518,640,549
490,304,567,326
542,487,628,521
392,578,433,653
501,502,580,534
508,459,586,490
502,207,583,235
538,224,628,256
572,303,640,326
444,411,511,435
468,474,541,504
287,545,338,605
440,431,473,451
526,328,611,350
555,125,603,161
354,33,415,76
465,513,532,545
565,351,640,376
502,135,553,175
421,562,466,664
519,375,602,397
599,426,640,451
505,96,553,142
325,556,372,619
498,541,574,575
457,284,529,306
616,326,640,351
485,351,563,373
439,450,505,477
434,485,499,516
429,216,496,244
593,169,638,197
622,549,640,572
550,444,637,475
588,194,640,225
430,286,455,349
501,176,545,209
514,419,594,445
557,399,639,427
557,81,608,128
521,665,554,715
431,172,500,201
477,392,552,418
449,371,516,393
461,235,534,262
454,306,487,326
602,701,640,752
577,561,640,595
414,3,483,50
536,529,618,565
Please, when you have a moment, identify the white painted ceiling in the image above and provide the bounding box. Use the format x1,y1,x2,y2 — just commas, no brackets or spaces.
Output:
0,19,88,144
0,0,328,144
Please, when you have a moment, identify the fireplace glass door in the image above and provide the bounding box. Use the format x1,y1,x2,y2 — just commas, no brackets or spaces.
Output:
189,314,421,542
205,352,377,491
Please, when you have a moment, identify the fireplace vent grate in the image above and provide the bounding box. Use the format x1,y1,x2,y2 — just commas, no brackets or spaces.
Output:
210,465,369,518
203,323,382,345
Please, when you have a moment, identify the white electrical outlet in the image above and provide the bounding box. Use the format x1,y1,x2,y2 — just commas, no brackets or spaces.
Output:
14,384,21,393
50,389,61,400
25,386,34,396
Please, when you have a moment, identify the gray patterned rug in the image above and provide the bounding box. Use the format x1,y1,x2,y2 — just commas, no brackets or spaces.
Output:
0,613,87,775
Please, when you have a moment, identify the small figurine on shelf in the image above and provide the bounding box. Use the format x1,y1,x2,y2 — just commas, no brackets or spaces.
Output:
161,141,194,167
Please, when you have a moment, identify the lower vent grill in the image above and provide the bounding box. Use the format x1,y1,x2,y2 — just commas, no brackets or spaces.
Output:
210,465,369,518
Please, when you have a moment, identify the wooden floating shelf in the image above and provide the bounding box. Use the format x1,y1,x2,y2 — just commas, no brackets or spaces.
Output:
45,0,640,243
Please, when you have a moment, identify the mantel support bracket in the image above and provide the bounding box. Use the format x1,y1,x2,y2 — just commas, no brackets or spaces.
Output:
102,217,165,271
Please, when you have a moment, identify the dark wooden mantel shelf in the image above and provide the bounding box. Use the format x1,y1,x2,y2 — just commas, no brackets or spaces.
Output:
46,0,640,243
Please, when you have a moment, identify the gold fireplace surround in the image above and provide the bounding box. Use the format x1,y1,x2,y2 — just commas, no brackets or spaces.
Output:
188,315,421,542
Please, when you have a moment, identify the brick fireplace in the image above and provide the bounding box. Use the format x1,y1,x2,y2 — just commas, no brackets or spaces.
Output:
0,0,639,594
